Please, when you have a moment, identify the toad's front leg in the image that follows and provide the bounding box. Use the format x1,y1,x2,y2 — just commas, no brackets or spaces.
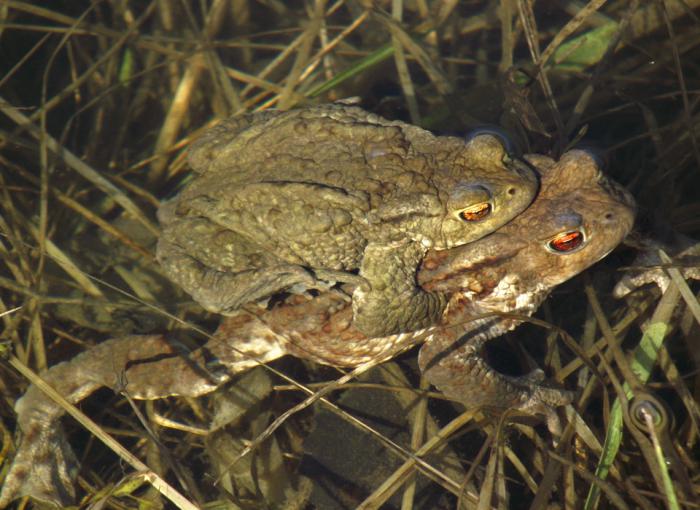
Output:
614,235,700,298
418,324,572,424
352,241,447,337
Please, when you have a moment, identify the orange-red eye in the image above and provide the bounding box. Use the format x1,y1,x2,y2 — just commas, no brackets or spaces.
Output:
459,202,491,222
548,231,584,252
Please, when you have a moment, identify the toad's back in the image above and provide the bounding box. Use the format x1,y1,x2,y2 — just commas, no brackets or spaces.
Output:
156,104,538,337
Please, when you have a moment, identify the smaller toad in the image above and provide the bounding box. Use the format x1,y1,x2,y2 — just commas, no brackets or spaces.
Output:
157,103,537,337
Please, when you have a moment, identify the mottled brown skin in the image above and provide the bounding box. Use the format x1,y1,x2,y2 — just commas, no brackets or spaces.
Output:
158,103,538,337
416,151,635,417
0,150,634,508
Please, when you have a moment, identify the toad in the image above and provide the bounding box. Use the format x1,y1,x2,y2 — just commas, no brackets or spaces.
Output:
0,148,635,507
416,150,636,419
157,103,538,337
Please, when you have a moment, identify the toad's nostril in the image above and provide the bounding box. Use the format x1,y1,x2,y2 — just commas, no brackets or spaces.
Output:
507,187,517,197
604,212,614,220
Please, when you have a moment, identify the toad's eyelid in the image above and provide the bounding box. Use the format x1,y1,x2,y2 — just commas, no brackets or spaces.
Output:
547,212,585,232
448,184,493,210
571,144,608,170
465,126,519,155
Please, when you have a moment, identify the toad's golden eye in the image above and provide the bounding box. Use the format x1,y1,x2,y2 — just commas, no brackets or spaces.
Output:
548,231,584,253
458,202,491,222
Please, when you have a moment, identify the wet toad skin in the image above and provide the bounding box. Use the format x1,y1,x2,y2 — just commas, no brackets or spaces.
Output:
0,149,635,507
157,103,538,337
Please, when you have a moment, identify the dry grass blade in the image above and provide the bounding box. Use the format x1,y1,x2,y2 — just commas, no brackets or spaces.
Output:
549,451,630,510
0,98,157,235
584,283,642,393
476,435,498,510
296,8,371,87
26,222,103,297
516,1,564,141
0,306,23,318
658,249,700,326
277,0,326,109
150,56,205,181
26,3,158,124
358,410,479,509
377,10,453,96
390,0,420,124
151,0,243,180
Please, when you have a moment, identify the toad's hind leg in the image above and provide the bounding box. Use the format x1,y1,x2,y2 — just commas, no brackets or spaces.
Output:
418,327,572,428
157,220,322,314
352,241,447,337
0,314,289,508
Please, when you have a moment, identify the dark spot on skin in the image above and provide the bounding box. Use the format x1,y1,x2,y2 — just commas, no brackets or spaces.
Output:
423,260,438,270
34,450,51,464
10,466,26,480
23,426,38,443
216,314,255,333
125,352,180,370
420,250,451,270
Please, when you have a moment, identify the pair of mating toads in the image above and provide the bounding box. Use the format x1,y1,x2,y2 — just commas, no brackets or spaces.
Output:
1,104,640,506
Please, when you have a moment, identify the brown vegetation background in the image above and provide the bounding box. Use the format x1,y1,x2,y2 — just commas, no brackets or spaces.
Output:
1,1,699,508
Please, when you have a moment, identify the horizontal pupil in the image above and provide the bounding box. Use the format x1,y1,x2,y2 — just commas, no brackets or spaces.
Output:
552,232,581,251
460,203,491,221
